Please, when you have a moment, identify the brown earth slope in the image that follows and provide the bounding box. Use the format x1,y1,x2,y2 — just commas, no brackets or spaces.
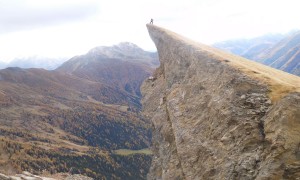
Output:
142,24,300,179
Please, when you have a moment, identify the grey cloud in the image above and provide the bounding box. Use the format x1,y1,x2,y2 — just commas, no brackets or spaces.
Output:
0,1,100,34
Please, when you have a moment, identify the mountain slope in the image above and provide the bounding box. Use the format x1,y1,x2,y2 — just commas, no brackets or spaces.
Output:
0,43,157,178
142,24,300,179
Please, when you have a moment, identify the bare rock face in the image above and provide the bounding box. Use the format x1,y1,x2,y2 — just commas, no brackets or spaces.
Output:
141,25,300,179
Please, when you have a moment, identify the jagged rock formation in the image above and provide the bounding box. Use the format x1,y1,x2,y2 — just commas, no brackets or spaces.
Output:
142,24,300,179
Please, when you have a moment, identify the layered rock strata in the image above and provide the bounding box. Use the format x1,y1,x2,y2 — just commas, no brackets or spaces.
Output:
142,24,300,179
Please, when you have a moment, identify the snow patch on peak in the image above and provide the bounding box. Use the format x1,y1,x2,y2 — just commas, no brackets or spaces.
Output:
116,42,140,49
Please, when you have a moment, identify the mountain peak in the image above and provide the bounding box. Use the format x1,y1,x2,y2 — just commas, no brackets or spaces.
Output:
57,42,158,98
67,42,158,69
88,42,143,56
116,42,141,49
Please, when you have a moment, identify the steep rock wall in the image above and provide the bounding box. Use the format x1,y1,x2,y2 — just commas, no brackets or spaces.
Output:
142,25,300,179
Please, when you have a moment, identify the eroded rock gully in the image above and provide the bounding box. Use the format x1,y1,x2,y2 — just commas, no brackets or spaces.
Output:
141,25,300,179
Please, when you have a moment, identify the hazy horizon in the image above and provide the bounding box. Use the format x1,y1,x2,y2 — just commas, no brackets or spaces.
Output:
1,0,300,63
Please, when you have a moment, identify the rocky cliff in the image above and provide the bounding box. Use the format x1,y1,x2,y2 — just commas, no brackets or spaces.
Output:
142,24,300,179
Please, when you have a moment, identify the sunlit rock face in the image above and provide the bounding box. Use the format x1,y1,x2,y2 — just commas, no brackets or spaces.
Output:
142,24,300,180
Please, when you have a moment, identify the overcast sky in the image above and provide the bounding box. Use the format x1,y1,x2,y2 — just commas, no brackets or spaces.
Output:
0,0,300,62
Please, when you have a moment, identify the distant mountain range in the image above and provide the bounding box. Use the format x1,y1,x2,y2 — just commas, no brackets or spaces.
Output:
0,56,67,70
0,42,158,179
214,31,300,76
0,42,158,71
213,33,284,58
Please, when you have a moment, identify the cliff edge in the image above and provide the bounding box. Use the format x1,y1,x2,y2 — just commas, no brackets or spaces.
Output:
142,24,300,179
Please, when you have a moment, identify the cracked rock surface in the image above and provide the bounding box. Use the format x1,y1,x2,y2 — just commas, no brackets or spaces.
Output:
142,25,300,179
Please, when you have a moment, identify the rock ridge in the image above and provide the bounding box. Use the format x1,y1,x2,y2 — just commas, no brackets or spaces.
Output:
142,24,300,179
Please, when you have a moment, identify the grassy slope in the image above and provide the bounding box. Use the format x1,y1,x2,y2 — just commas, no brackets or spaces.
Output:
113,148,153,156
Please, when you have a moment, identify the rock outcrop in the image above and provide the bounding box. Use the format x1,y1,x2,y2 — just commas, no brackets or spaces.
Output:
0,172,93,180
142,24,300,179
0,172,55,180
